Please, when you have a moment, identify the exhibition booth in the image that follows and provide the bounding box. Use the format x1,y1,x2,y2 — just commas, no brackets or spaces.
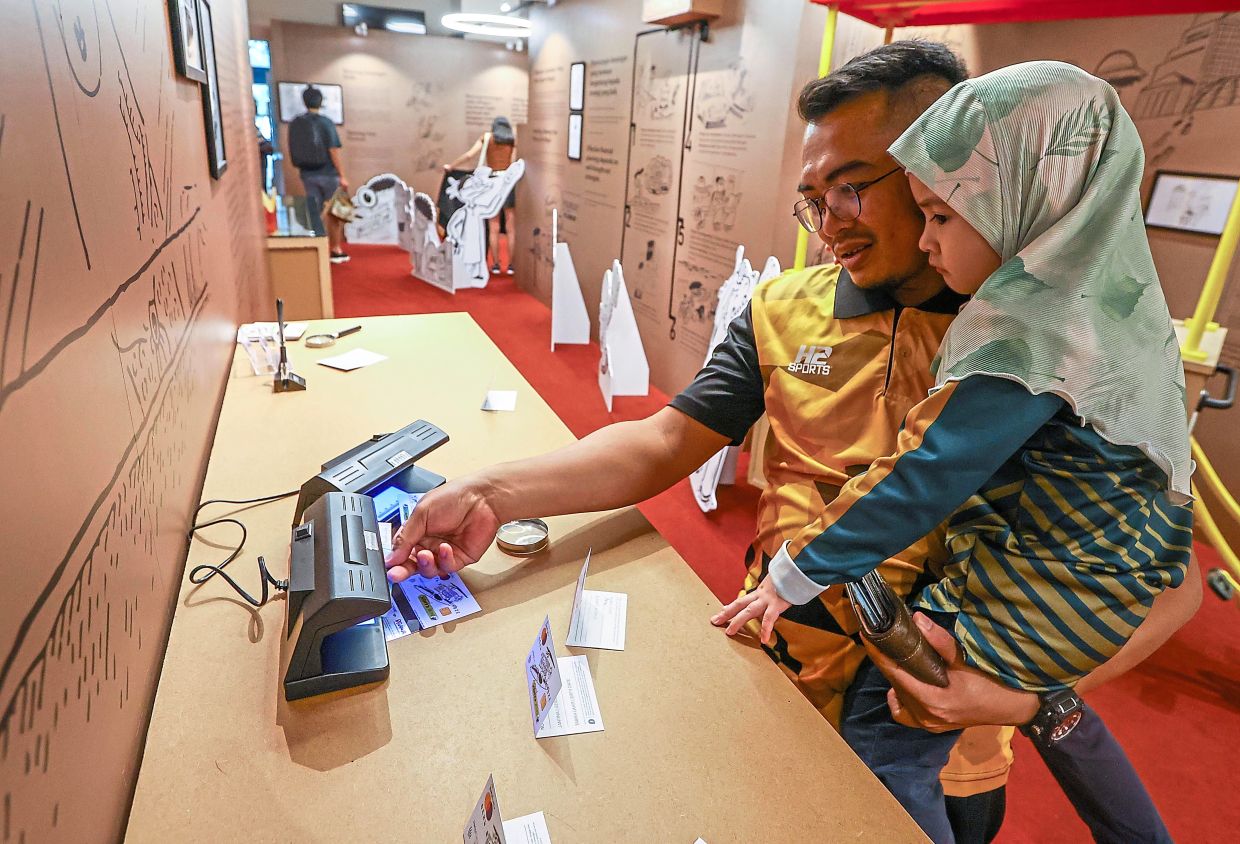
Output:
1,0,1239,841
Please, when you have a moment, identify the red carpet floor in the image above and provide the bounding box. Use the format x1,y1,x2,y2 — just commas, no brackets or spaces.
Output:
332,244,1240,842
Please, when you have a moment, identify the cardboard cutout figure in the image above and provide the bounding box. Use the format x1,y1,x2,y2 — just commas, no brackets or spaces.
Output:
689,247,780,511
445,160,526,289
409,191,455,293
344,173,412,245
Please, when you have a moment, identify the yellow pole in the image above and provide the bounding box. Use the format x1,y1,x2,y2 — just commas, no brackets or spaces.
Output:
794,4,840,270
1182,182,1240,362
884,26,894,44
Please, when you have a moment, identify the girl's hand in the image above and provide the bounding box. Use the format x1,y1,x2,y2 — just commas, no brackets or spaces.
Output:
710,576,792,645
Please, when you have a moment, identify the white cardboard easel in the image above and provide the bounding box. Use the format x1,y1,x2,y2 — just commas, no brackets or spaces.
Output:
690,247,780,512
597,260,649,412
551,208,590,349
445,159,526,290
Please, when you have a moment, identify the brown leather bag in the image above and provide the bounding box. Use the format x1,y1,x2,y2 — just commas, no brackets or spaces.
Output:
847,570,949,687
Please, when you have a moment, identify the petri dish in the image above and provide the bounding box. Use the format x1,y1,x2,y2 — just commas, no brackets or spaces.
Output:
496,518,550,555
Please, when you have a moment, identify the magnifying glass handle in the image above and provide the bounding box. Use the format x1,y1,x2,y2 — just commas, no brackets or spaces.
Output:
337,325,363,338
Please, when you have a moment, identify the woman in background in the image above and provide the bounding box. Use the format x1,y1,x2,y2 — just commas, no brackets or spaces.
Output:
444,117,518,275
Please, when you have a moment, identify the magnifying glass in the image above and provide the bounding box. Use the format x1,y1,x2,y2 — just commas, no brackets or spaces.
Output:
304,325,362,348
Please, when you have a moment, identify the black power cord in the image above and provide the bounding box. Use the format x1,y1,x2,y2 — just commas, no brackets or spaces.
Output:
187,490,299,606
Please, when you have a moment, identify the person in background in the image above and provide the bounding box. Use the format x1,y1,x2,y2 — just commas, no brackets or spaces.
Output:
288,85,350,263
444,116,518,275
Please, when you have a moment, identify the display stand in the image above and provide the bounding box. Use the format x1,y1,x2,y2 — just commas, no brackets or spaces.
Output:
344,173,412,246
551,209,591,349
597,260,649,411
445,160,526,290
690,247,780,511
409,192,456,293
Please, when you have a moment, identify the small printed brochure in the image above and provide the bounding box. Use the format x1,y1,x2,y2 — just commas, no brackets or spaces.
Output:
565,548,627,651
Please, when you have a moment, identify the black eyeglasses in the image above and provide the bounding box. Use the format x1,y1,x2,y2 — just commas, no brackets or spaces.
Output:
793,167,901,233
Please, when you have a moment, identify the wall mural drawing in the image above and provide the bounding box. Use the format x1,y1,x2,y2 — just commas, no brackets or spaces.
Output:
0,0,266,839
1124,13,1240,162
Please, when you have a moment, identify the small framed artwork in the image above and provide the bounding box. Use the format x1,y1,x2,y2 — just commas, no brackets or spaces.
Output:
569,62,586,111
1145,170,1239,235
278,82,346,125
567,113,582,161
198,0,227,179
168,0,207,83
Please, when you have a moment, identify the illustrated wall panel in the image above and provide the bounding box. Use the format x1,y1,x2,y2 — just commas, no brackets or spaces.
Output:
521,0,817,395
0,0,271,840
269,22,529,200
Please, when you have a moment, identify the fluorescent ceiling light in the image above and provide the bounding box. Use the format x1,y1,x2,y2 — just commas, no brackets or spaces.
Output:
441,12,532,37
385,18,426,33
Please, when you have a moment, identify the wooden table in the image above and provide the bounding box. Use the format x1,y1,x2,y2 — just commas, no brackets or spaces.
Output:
125,313,924,843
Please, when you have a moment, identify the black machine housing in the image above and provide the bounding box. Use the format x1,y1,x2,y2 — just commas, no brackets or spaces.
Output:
293,419,449,525
283,420,449,701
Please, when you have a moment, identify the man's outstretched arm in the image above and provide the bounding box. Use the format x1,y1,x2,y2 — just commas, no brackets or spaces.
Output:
384,407,729,581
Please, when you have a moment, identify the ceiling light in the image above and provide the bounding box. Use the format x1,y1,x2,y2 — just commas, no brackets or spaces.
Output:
441,12,532,37
385,18,426,33
500,2,512,11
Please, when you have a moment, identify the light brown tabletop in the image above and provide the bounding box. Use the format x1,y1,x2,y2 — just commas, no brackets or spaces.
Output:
125,313,924,843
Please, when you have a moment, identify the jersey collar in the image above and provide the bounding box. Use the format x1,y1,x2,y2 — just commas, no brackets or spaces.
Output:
834,268,968,319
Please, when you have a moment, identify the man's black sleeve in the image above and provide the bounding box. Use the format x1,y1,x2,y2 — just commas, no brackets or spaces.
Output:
669,304,765,445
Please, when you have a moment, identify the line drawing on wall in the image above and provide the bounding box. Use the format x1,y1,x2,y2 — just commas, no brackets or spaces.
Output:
0,0,258,838
1133,14,1240,125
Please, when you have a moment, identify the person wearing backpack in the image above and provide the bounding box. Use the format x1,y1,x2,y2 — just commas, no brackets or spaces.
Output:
288,86,350,263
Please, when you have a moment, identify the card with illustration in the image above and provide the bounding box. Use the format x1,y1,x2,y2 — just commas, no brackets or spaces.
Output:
525,616,563,736
396,572,481,628
377,518,480,638
463,774,507,844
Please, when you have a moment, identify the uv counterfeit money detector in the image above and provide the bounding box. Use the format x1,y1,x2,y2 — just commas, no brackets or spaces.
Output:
283,420,449,701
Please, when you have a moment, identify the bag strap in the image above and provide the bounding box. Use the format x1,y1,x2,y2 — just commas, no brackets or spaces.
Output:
477,133,490,170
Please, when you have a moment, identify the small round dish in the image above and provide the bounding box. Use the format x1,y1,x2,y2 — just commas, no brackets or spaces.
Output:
496,518,550,555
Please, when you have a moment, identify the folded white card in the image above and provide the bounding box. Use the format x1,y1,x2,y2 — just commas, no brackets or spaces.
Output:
482,390,518,412
565,549,627,651
502,812,552,844
316,348,387,371
535,655,604,738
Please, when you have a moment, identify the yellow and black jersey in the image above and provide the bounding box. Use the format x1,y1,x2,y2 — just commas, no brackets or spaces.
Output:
671,263,965,718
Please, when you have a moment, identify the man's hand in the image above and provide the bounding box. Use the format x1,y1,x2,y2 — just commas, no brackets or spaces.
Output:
383,477,502,582
711,576,792,645
338,177,350,192
870,611,1038,732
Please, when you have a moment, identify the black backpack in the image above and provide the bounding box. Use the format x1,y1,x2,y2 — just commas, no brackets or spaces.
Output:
288,114,329,169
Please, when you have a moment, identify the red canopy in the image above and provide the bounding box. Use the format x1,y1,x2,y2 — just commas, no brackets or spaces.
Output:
811,0,1240,28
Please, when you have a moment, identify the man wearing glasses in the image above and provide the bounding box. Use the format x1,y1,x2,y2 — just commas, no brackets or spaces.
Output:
387,41,1199,841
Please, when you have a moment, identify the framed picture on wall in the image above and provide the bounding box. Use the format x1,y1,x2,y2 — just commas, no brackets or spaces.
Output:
569,62,586,111
168,0,208,83
567,113,583,161
277,82,345,125
198,0,227,179
1145,170,1239,236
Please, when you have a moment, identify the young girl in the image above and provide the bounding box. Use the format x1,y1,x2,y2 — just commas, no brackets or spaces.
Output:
715,61,1193,840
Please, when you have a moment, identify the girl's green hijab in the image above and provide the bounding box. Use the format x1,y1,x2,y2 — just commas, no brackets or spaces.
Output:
889,61,1192,502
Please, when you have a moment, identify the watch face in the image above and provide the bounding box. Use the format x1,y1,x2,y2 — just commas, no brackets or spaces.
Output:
1050,709,1084,742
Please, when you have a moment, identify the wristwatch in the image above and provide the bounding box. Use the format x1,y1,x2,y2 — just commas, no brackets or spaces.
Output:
1019,688,1084,747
